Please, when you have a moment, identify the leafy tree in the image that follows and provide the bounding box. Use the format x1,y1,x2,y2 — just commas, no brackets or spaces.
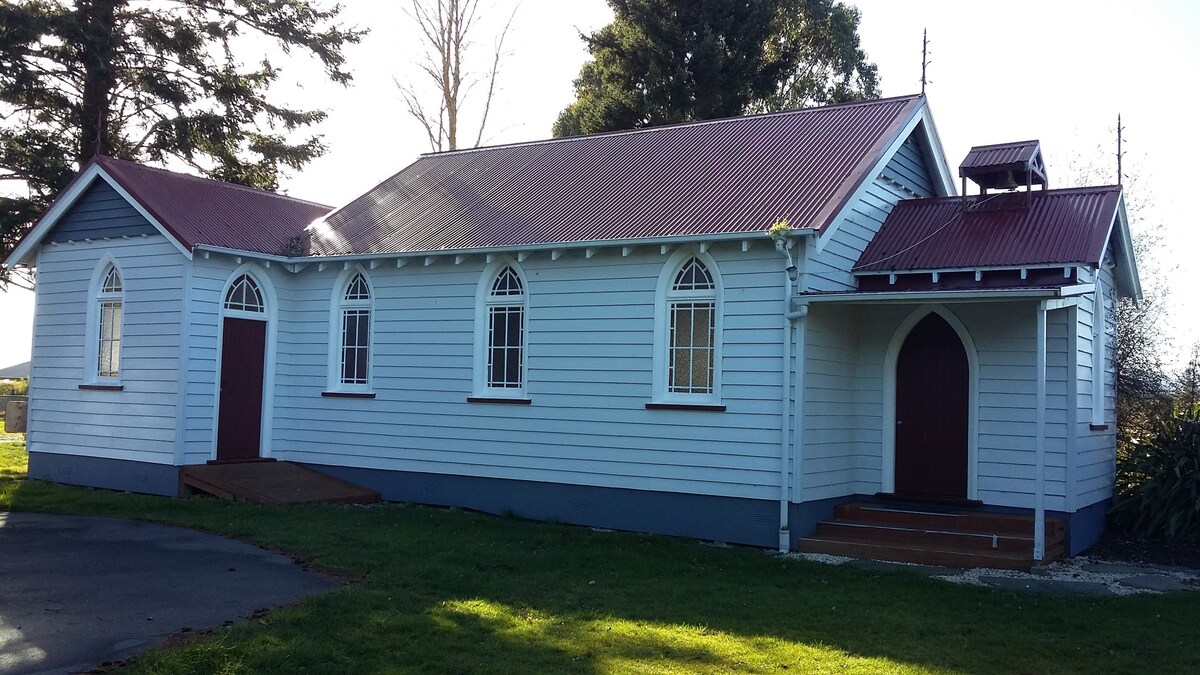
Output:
1175,344,1200,411
552,0,879,137
1064,154,1170,451
0,0,364,278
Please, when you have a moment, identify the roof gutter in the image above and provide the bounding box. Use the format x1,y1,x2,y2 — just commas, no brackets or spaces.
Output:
193,227,819,266
799,285,1092,305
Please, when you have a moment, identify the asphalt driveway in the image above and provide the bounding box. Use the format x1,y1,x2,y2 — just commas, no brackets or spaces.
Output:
0,512,339,674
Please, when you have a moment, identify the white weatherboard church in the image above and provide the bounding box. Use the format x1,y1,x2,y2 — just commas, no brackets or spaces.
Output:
4,95,1139,567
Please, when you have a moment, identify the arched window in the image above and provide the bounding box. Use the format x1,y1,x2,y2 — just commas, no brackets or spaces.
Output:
479,264,526,392
338,272,372,387
224,274,264,312
95,263,124,379
653,253,722,406
666,257,717,395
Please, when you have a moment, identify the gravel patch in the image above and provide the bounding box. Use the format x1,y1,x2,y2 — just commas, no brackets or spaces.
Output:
788,551,1200,595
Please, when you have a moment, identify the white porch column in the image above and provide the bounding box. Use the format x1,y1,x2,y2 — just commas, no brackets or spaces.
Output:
1034,300,1048,561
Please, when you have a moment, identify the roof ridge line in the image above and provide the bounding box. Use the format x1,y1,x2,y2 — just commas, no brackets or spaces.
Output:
420,94,925,158
96,156,332,209
895,184,1123,205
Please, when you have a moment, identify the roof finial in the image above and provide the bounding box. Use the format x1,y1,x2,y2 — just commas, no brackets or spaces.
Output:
1116,113,1124,187
920,29,930,95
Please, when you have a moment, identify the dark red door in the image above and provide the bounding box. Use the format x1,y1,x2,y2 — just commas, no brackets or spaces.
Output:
216,317,266,461
894,313,969,498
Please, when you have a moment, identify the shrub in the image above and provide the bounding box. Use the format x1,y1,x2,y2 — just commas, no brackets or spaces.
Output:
1110,404,1200,538
0,380,27,396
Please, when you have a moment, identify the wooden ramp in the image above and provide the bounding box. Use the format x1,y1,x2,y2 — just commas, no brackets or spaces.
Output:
796,502,1065,571
180,461,380,505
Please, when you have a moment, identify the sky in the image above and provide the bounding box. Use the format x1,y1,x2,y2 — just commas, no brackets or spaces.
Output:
1,0,1197,369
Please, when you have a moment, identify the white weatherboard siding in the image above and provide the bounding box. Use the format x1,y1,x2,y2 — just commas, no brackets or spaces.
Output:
808,134,937,292
1074,264,1118,507
799,301,1072,511
269,244,788,501
965,303,1071,511
180,255,291,464
799,303,871,500
29,235,184,463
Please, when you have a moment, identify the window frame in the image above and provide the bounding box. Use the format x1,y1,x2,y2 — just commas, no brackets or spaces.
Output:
84,258,125,385
326,267,375,394
651,250,723,407
473,259,529,400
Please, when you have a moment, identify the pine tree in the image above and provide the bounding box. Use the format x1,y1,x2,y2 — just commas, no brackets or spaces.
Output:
0,0,364,269
552,0,879,137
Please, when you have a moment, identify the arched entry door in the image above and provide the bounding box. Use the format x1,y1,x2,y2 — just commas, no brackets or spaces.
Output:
894,312,969,499
216,273,268,462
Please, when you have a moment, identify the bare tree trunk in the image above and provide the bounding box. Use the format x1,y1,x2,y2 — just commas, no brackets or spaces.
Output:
77,0,120,164
397,0,516,152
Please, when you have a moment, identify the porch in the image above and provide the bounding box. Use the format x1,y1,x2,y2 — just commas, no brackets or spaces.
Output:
788,287,1104,562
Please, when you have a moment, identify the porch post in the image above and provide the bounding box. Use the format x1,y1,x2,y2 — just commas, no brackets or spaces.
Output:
1033,300,1048,561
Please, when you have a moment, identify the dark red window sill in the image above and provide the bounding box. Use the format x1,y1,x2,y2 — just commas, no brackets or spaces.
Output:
321,391,377,399
78,383,123,391
467,396,532,405
645,402,726,412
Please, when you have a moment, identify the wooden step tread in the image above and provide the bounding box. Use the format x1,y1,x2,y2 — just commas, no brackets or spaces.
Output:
796,535,1063,571
835,502,1065,537
816,521,1061,553
181,461,380,505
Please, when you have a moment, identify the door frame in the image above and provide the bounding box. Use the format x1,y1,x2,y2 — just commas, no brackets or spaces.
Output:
881,304,979,499
211,263,278,461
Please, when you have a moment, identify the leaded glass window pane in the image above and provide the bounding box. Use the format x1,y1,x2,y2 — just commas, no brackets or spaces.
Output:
668,301,714,394
98,301,122,377
101,265,122,293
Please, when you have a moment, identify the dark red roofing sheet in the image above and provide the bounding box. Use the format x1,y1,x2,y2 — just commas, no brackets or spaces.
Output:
854,186,1122,273
958,140,1040,175
95,157,332,255
312,96,924,255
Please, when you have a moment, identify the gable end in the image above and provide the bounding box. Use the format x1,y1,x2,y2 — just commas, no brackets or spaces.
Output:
45,180,157,243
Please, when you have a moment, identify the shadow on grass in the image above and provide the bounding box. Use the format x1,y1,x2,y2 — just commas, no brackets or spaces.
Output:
2,444,1198,675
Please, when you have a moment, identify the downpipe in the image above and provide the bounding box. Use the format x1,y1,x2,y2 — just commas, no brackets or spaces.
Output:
776,238,800,553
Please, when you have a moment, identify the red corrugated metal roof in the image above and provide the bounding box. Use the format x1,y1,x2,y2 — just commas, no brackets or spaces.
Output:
958,140,1041,175
94,157,332,255
854,186,1122,273
311,95,925,255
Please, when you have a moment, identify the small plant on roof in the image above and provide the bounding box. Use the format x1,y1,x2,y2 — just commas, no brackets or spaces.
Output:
767,218,791,243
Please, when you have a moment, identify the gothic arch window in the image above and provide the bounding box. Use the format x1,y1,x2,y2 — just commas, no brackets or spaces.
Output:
224,274,264,313
652,252,723,407
336,272,372,387
94,262,124,379
473,262,528,398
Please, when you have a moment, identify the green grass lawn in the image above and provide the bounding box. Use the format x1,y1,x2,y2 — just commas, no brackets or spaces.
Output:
2,440,1198,674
